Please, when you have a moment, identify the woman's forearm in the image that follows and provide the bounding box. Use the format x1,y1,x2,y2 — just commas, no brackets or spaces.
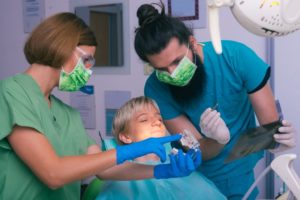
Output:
8,127,119,189
51,150,117,188
96,162,154,180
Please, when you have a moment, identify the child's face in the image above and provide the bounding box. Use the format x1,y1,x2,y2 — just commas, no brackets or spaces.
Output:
123,104,166,143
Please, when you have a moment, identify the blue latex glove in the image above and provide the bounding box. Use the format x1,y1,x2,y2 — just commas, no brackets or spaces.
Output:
154,149,202,179
116,134,182,164
187,148,202,167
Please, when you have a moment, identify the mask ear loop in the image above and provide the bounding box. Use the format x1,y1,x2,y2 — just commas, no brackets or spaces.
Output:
187,42,198,64
188,43,197,65
185,43,190,57
61,52,81,75
76,46,88,55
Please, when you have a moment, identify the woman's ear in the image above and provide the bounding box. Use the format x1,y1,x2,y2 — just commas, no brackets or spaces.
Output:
118,133,133,144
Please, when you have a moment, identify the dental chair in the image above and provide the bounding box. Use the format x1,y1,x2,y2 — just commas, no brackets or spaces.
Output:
271,154,300,199
82,178,104,200
243,154,300,200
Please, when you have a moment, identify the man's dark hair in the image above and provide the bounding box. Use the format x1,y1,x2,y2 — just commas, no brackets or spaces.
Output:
134,1,193,62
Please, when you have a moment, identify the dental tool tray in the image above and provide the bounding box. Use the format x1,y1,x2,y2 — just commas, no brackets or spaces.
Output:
225,120,283,163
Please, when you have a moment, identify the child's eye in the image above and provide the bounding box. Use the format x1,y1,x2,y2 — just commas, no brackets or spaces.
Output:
139,118,148,122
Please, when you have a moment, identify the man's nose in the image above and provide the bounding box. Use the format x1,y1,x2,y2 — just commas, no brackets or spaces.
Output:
166,65,177,74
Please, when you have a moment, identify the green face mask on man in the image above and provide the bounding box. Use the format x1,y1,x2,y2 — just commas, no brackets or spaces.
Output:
155,46,197,87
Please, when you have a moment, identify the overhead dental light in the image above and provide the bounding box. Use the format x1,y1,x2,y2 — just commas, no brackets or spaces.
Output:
207,0,300,54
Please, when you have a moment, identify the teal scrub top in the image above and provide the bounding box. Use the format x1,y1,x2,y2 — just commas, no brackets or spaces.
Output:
96,141,227,200
97,167,227,200
0,74,96,200
144,40,270,182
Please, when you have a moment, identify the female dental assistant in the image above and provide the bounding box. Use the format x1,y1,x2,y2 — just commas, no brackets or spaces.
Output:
134,2,297,200
0,12,200,200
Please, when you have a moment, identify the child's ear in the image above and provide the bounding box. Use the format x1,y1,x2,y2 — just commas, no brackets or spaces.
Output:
119,133,133,144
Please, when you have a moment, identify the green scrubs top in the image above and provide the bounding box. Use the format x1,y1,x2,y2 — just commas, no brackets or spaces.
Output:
0,74,96,200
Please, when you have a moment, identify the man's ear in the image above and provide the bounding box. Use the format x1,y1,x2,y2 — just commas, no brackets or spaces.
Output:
119,133,133,144
189,36,198,51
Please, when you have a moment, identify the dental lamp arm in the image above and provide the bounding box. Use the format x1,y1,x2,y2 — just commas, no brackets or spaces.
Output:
207,0,234,54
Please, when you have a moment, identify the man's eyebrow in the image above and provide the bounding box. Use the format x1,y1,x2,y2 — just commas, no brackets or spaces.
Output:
156,56,183,69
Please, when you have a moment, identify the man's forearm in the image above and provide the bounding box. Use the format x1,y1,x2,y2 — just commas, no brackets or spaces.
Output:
199,138,224,160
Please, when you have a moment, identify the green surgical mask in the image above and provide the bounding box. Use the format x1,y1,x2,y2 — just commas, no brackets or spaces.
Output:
155,49,197,87
58,58,92,92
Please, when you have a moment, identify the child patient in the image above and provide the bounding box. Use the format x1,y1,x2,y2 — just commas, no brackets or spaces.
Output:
96,96,226,200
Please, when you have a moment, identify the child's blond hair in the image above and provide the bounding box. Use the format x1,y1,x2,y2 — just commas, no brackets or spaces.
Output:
112,96,160,145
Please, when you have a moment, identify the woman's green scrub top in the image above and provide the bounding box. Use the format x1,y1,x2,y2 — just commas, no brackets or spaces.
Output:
0,74,95,200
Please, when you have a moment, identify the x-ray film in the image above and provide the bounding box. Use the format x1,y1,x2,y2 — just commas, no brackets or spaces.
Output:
225,120,282,163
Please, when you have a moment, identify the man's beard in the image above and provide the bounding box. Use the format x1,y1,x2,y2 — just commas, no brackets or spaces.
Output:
168,53,206,105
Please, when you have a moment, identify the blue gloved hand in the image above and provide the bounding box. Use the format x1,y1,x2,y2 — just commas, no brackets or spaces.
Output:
154,149,202,179
187,148,202,167
116,134,182,164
